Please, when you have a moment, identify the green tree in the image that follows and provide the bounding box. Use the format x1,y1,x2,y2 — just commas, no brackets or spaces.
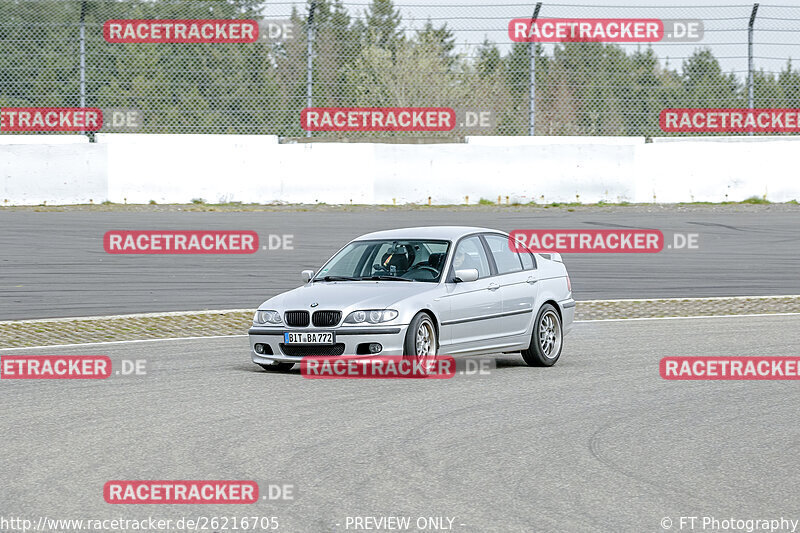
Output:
415,20,456,69
364,0,403,55
777,60,800,108
680,48,741,108
475,39,501,78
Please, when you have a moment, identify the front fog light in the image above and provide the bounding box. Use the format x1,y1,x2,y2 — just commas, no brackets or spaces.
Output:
254,343,266,354
368,343,382,354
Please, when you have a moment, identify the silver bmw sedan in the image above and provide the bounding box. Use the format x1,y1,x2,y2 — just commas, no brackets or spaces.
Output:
249,226,574,371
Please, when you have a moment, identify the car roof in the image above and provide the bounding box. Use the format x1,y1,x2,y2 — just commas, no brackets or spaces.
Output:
354,226,504,242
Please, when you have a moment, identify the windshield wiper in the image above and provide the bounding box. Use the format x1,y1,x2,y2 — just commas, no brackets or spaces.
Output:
362,275,414,282
314,275,414,282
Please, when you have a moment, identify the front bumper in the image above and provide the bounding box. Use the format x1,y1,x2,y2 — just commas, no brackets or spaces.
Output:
248,325,410,365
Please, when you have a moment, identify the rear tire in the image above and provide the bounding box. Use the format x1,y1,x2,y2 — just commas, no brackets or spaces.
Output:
258,363,295,372
521,304,563,367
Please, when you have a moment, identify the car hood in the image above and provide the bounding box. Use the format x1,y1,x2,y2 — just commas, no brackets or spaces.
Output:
261,281,436,311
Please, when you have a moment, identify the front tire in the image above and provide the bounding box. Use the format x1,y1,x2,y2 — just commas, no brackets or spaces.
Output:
258,362,295,372
521,304,563,367
404,312,437,366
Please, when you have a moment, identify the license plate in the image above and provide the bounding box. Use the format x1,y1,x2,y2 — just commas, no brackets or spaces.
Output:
283,332,335,344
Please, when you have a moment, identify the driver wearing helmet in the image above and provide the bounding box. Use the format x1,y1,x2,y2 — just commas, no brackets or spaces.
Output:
381,243,415,275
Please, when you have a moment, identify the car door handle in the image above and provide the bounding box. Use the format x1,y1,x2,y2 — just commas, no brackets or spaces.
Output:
487,283,500,291
527,276,537,285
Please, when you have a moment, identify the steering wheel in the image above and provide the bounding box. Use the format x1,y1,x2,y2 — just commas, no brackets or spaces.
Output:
372,263,389,272
407,265,439,276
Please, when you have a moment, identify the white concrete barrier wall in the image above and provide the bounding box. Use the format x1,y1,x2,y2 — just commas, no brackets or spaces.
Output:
635,138,799,203
375,141,637,204
0,143,107,205
1,135,797,205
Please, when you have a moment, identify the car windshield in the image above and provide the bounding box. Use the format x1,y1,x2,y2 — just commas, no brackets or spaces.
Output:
315,239,451,282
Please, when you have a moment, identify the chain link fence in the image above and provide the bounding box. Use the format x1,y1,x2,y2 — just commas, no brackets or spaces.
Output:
1,0,800,137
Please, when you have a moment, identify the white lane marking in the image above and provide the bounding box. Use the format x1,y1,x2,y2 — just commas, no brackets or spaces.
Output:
576,312,800,323
2,312,799,351
0,334,248,352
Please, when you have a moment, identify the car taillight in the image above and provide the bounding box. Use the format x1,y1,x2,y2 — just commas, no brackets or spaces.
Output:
566,275,572,292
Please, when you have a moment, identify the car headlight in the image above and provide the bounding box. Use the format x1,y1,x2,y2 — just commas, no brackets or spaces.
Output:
254,310,282,325
344,309,399,324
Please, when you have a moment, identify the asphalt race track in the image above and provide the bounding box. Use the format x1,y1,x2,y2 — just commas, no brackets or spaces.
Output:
1,205,799,320
2,314,799,532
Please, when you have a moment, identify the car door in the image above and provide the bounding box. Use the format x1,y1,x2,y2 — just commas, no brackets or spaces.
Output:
438,235,504,354
482,234,538,343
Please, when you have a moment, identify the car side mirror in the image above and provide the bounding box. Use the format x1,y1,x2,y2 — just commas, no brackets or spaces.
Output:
454,268,479,283
301,270,315,283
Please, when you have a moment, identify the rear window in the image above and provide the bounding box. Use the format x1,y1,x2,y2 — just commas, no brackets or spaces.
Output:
519,250,535,270
484,234,523,274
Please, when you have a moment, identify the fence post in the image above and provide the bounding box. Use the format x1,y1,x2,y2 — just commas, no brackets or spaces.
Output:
529,2,542,136
79,0,92,141
747,3,759,136
305,1,317,138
